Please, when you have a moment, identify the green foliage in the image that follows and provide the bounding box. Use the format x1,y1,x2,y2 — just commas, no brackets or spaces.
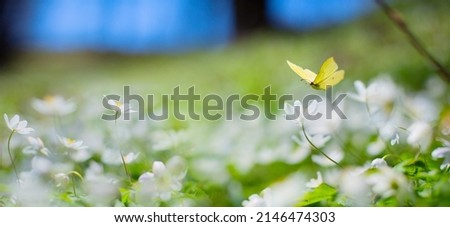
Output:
296,184,337,207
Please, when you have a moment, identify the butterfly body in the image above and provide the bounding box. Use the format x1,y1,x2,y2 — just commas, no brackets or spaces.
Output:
287,57,344,90
310,82,321,90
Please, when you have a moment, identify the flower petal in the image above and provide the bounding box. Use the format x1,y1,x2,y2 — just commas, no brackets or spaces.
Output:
152,161,166,176
4,113,11,130
10,115,20,128
432,147,450,159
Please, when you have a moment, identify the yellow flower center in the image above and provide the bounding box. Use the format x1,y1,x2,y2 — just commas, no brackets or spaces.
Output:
66,138,76,145
44,95,56,103
114,100,124,107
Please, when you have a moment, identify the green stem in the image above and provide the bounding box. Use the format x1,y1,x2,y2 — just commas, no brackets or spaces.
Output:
67,171,83,197
7,130,20,183
71,176,77,197
114,111,119,126
414,146,422,160
374,0,450,82
113,110,131,183
120,151,131,183
301,124,343,168
444,165,450,173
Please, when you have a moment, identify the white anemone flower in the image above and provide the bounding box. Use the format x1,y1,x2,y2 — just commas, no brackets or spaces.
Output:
54,173,70,188
338,168,371,206
405,94,439,122
431,139,450,170
101,149,139,165
23,136,50,156
390,133,400,146
59,137,88,150
284,100,303,125
407,121,432,150
59,137,91,162
105,97,136,115
4,114,34,135
242,188,272,207
306,172,323,188
138,156,187,201
349,77,397,115
82,161,119,206
371,158,388,168
31,95,76,116
348,80,369,103
303,100,342,135
367,137,386,156
366,166,410,199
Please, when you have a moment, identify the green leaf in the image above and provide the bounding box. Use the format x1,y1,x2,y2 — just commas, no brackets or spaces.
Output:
119,188,132,206
375,196,398,207
397,159,428,177
296,183,337,207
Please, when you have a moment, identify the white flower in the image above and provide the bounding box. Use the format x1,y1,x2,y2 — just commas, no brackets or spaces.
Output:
13,173,51,206
242,173,307,207
105,97,136,115
379,123,398,142
338,168,371,206
101,149,139,165
368,77,398,109
23,137,50,156
366,166,409,199
138,156,187,201
367,137,385,156
59,137,90,162
390,133,400,146
242,188,272,207
31,95,76,116
82,162,119,205
266,173,307,206
431,139,450,170
371,158,388,168
54,173,70,188
349,77,397,114
85,161,104,179
306,172,323,188
303,101,342,135
59,137,88,151
284,100,303,124
348,80,369,103
309,134,331,148
407,121,432,150
405,94,438,122
284,145,310,164
4,114,34,135
85,174,119,206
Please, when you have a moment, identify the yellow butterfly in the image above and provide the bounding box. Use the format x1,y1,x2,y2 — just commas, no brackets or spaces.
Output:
287,57,344,90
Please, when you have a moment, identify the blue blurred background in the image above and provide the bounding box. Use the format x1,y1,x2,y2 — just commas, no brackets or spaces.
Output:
1,0,374,54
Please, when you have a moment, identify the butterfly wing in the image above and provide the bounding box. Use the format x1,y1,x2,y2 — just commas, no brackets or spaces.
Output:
287,60,317,84
313,57,338,85
316,70,345,90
